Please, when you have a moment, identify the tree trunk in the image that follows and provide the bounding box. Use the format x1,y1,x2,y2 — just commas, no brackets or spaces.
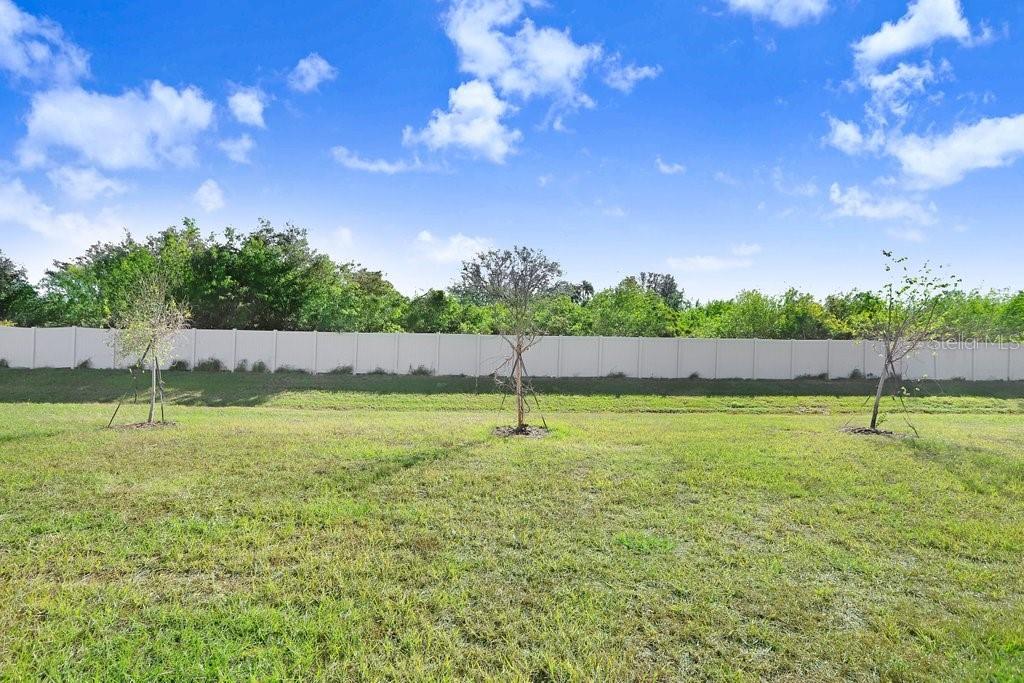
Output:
514,336,525,430
869,364,887,430
148,353,157,424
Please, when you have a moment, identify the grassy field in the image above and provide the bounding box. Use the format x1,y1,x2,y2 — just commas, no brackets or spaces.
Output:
0,369,1022,680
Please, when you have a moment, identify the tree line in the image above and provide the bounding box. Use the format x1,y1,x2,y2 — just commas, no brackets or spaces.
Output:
2,220,1023,340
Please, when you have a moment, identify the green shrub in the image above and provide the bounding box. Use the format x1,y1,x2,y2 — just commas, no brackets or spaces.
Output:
195,358,225,372
251,360,269,373
369,367,393,375
848,368,864,380
409,365,434,376
796,373,828,381
169,360,190,371
328,365,353,375
75,359,92,370
606,371,627,379
275,365,308,374
0,358,8,368
234,360,249,372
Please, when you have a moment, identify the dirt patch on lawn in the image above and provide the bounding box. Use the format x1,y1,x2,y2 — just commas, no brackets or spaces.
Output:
108,421,177,431
841,426,897,437
493,425,549,438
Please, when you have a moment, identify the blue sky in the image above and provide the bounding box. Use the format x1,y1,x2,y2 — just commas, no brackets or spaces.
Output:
1,0,1022,300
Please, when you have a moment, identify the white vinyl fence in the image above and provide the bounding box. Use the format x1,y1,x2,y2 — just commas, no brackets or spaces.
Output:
1,326,1022,380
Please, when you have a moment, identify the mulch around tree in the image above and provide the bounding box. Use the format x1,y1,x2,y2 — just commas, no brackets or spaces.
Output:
108,421,177,431
493,425,549,438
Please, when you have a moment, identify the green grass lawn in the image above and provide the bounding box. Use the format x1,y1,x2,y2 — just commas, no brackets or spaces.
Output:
1,370,1022,680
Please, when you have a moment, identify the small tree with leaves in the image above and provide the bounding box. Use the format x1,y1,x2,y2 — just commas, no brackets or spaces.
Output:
109,275,189,425
859,251,960,432
456,247,562,432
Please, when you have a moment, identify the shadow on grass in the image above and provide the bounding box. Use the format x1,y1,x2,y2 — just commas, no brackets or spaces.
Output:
2,368,1024,408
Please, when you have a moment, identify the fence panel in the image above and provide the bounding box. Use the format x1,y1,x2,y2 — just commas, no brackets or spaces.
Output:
717,339,754,379
523,336,559,377
935,346,973,380
194,329,234,369
973,344,1009,381
0,326,34,368
792,340,828,378
397,334,438,374
76,327,117,369
754,340,791,380
34,327,75,368
355,333,398,374
277,331,316,372
1009,347,1024,381
559,336,600,377
314,332,356,373
235,330,275,370
640,338,678,378
679,339,717,379
601,337,640,377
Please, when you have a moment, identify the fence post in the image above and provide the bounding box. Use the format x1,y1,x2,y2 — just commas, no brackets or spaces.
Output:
353,332,360,374
31,327,37,369
190,329,197,371
232,329,238,372
394,332,401,374
971,343,976,381
597,336,604,377
826,340,832,379
272,330,278,372
553,336,560,378
637,338,643,378
475,334,482,377
788,339,795,380
313,331,319,374
713,338,719,379
752,339,758,380
675,338,683,379
435,332,441,374
71,326,78,368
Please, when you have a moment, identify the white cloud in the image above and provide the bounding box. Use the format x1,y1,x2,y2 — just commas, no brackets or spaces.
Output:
287,52,337,93
602,205,626,218
655,156,686,175
193,179,224,212
771,166,818,197
445,0,601,104
0,177,122,247
331,145,432,174
667,255,754,272
731,242,762,257
415,230,492,264
828,183,936,224
46,166,127,201
885,115,1024,189
714,170,739,186
0,0,89,84
853,0,971,72
863,60,946,122
219,134,255,164
18,81,214,170
823,116,882,155
724,0,829,27
227,86,267,127
403,79,522,163
603,56,661,93
537,173,552,187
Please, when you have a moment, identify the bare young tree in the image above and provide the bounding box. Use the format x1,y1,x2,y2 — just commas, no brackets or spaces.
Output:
860,251,960,432
457,247,562,432
108,274,189,426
